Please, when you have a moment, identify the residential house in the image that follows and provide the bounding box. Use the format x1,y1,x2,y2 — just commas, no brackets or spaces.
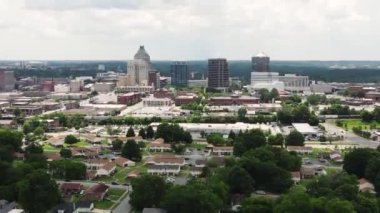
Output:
190,167,203,176
51,201,94,213
147,165,180,176
70,147,99,159
83,184,109,201
96,162,116,176
211,146,233,156
195,159,206,168
301,165,326,179
45,136,65,147
114,157,135,167
44,152,62,162
60,182,83,197
291,171,301,184
358,178,375,194
148,154,185,167
0,200,17,213
149,143,172,152
329,152,343,163
0,120,16,128
287,146,313,155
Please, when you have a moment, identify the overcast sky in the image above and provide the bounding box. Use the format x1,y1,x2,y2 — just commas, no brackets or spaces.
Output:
0,0,378,60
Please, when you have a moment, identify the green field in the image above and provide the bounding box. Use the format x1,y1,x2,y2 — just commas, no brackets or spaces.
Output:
340,119,380,130
42,144,60,153
94,200,114,209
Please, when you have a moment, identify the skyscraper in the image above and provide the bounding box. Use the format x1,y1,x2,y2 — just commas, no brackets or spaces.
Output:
207,58,229,89
127,46,151,85
252,52,270,72
0,70,15,91
171,61,189,87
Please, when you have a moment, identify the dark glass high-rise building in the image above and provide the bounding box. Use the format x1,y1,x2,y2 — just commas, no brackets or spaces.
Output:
252,52,270,72
207,58,229,89
170,61,189,86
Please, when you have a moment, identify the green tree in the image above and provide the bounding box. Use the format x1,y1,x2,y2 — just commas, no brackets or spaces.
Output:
49,160,86,180
267,133,284,146
361,111,374,122
286,131,305,146
60,148,72,158
138,128,146,139
112,139,123,151
238,108,247,121
228,130,236,140
274,188,312,213
226,166,254,195
162,183,223,213
146,126,155,139
207,133,225,146
33,126,44,136
343,148,378,178
126,127,135,137
64,134,78,144
325,198,355,213
122,139,142,162
25,143,43,155
130,175,166,210
241,197,274,213
17,171,61,213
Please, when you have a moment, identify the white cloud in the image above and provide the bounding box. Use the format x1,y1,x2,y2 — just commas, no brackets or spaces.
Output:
0,0,377,60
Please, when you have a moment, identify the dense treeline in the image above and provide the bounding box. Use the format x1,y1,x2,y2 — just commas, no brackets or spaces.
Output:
0,128,62,213
14,61,380,83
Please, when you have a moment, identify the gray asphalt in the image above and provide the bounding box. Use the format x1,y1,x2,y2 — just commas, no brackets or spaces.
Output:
321,121,380,149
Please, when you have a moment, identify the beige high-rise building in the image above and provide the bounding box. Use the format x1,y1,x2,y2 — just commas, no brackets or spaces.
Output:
127,46,151,85
117,74,135,87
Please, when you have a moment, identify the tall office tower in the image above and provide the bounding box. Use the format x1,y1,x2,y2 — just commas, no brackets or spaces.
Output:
252,52,270,72
127,46,151,85
0,70,16,91
207,58,229,89
170,61,189,87
148,70,160,89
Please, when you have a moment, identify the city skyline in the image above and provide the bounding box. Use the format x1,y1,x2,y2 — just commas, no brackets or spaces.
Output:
0,0,379,61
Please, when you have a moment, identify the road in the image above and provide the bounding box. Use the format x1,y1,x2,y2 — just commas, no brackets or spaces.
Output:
112,192,132,213
321,121,380,149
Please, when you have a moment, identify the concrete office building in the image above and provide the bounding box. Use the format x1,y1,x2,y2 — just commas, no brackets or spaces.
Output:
252,52,270,72
278,74,309,92
0,70,15,91
207,58,229,89
148,70,160,89
70,80,82,92
171,61,189,86
127,46,151,85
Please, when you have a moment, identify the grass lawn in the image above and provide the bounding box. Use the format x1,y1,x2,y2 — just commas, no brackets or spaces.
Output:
107,188,126,201
70,140,91,147
95,163,147,184
341,119,380,130
42,144,60,153
189,143,208,149
94,200,114,209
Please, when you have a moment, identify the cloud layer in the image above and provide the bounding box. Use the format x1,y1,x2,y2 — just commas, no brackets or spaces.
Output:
0,0,378,60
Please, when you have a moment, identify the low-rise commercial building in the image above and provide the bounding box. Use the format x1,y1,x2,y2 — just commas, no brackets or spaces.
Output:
142,97,172,107
94,83,115,93
175,95,198,106
117,92,141,105
208,95,259,106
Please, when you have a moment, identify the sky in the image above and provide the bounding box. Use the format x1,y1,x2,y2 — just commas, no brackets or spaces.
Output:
0,0,379,60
